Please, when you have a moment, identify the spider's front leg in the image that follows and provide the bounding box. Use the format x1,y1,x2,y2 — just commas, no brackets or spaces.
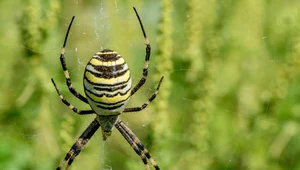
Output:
57,119,100,170
115,119,160,170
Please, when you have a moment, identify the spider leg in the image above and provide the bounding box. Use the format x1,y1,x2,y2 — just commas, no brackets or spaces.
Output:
130,7,151,96
118,120,160,169
116,120,160,170
51,78,94,115
57,119,100,170
115,119,150,170
124,76,164,113
60,16,89,104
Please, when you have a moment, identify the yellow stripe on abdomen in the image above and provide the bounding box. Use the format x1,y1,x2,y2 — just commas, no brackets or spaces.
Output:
85,90,130,104
89,58,125,66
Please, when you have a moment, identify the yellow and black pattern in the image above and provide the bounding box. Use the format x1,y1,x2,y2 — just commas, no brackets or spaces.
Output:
83,49,132,115
53,7,163,170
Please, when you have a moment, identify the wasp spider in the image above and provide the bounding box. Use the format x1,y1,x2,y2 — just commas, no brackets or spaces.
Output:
52,7,163,170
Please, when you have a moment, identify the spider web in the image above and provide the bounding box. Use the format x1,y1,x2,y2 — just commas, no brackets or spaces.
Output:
1,0,300,170
50,1,155,170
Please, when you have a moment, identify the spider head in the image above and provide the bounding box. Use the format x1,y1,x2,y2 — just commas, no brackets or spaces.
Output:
96,115,119,141
102,130,112,141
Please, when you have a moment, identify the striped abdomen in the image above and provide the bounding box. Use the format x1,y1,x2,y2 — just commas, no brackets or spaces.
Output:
83,49,132,116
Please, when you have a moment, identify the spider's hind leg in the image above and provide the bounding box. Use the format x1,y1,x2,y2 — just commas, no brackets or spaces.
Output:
130,7,151,96
56,119,100,170
59,16,89,104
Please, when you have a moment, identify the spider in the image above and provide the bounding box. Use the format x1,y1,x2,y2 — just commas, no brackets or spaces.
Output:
51,7,163,170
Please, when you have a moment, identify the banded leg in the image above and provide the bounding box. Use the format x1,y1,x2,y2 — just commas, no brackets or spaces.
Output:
130,7,151,96
124,76,164,113
115,120,150,170
60,16,89,104
116,120,160,170
51,78,94,115
57,119,100,170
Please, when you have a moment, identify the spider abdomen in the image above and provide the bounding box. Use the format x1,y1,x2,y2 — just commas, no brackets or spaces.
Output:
83,49,132,116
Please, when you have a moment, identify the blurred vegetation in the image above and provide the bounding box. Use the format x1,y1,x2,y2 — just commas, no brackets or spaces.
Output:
1,0,300,169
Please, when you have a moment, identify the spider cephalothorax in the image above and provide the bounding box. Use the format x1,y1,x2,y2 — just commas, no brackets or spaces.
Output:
51,7,163,170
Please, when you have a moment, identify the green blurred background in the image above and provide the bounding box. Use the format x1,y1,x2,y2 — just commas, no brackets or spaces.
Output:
1,0,300,169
